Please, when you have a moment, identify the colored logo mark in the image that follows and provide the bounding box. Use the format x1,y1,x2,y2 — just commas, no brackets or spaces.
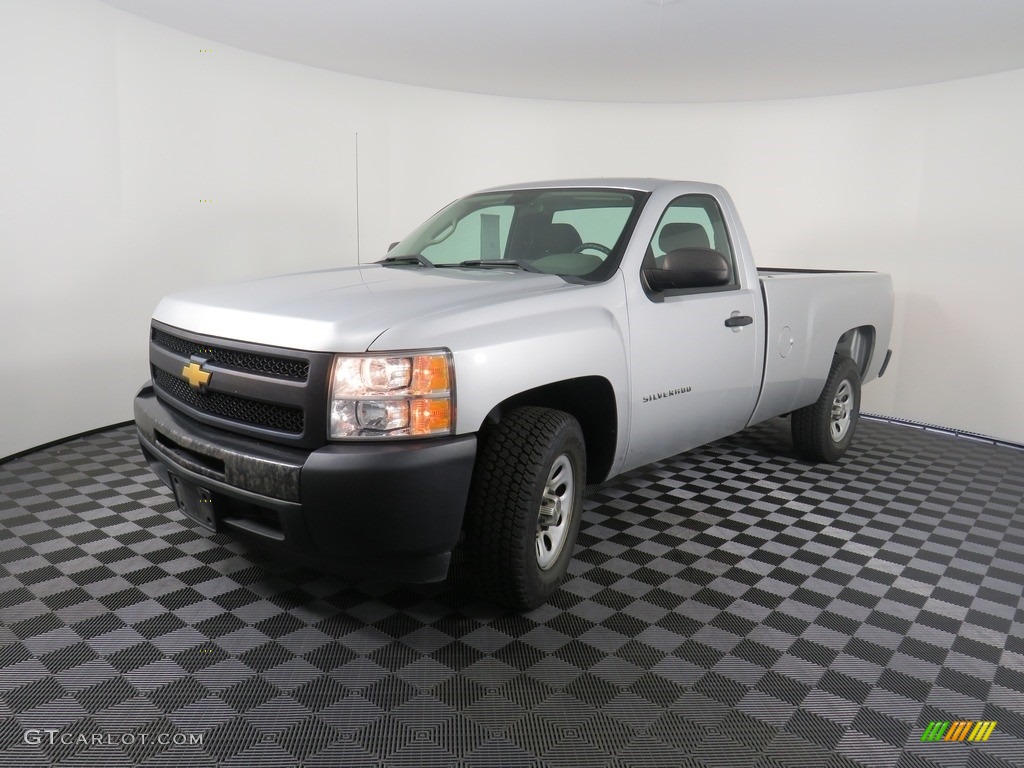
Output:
921,721,997,742
181,361,212,389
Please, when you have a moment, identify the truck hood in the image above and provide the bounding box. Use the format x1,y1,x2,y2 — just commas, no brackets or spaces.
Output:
152,264,573,352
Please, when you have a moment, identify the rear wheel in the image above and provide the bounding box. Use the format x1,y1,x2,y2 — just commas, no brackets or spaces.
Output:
791,354,861,463
464,407,586,611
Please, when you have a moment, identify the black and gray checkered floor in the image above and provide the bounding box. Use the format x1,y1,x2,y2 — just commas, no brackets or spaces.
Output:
1,419,1022,768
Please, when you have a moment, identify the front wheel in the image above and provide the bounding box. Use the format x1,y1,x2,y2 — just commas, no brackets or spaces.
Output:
791,354,861,463
464,407,586,611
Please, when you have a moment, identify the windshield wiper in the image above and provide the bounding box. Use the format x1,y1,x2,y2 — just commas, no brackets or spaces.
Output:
450,259,542,273
378,254,433,268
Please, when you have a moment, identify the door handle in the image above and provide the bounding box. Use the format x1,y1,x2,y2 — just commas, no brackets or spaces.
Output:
724,315,753,328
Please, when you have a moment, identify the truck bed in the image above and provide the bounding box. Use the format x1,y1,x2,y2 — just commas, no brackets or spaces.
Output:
748,269,894,427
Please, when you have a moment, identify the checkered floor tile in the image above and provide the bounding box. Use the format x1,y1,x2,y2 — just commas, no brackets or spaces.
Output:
1,418,1022,767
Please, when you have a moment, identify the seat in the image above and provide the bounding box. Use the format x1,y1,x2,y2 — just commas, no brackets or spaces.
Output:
659,222,710,252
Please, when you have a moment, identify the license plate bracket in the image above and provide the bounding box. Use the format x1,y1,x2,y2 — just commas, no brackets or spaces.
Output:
169,475,218,532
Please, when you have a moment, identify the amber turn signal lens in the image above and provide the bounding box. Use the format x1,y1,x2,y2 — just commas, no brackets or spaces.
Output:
411,398,451,435
412,355,450,394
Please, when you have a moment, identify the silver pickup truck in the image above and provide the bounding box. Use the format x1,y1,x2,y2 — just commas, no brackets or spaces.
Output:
134,179,894,609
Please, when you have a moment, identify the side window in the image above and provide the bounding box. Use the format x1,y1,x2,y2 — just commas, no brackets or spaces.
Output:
644,194,737,294
421,205,513,263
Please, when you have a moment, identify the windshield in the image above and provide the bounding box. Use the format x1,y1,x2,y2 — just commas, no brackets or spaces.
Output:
387,188,646,280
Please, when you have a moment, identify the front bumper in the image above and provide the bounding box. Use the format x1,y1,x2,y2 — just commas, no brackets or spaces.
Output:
134,384,477,582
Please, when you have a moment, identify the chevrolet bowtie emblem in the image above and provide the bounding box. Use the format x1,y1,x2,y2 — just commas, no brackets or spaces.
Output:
181,361,212,389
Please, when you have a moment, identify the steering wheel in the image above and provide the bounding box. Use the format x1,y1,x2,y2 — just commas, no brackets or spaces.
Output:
573,242,613,256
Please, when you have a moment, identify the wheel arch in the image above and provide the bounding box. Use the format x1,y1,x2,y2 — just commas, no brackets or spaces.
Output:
835,325,875,378
480,376,618,484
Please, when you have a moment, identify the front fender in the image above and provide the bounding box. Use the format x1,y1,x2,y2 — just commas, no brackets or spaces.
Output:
370,275,631,472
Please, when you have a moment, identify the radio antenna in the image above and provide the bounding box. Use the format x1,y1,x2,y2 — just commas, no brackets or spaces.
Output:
355,132,362,264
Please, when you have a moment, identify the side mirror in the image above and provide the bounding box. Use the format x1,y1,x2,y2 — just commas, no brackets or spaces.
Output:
643,248,730,292
388,241,399,252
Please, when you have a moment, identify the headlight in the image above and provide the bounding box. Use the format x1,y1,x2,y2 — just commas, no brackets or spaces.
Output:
329,350,453,439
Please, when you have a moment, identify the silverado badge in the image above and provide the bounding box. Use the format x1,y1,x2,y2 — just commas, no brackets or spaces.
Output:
642,386,691,403
181,361,212,389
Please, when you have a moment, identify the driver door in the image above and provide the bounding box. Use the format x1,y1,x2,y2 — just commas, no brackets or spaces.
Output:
625,194,761,469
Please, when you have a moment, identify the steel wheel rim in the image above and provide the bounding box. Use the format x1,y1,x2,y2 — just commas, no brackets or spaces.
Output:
536,453,575,570
830,379,854,442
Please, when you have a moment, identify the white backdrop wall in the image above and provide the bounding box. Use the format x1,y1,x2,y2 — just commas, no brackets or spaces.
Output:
2,0,1022,459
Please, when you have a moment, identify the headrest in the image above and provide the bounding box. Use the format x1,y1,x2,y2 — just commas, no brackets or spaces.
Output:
538,223,582,254
659,222,710,252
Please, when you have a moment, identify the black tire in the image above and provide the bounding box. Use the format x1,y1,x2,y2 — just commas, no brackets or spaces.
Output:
791,354,861,463
464,407,586,611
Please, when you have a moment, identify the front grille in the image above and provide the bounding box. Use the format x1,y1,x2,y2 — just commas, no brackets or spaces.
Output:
152,328,309,381
153,368,305,434
149,320,333,447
